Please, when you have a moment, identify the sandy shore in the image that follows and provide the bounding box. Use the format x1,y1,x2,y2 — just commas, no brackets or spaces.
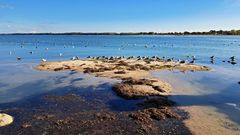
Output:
183,106,240,135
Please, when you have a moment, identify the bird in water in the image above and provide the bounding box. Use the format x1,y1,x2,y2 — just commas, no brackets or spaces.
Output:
230,56,235,61
59,53,63,56
230,61,237,65
17,57,22,61
228,56,237,65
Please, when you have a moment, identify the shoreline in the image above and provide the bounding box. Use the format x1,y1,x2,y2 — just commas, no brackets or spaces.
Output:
1,34,240,37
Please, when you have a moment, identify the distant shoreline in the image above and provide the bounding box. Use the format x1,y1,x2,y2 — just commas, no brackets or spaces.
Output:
0,33,240,36
0,30,240,36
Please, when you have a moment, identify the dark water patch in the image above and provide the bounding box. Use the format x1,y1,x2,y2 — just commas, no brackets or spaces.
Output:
0,82,9,88
68,71,78,75
70,78,84,84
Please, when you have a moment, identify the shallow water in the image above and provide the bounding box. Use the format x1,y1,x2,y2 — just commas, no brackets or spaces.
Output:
0,35,240,134
152,66,240,122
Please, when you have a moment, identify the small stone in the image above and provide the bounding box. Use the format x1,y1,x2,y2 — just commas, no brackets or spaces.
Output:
0,113,14,127
22,123,32,128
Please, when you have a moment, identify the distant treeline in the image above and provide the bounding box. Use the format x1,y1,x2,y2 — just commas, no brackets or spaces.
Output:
1,30,240,36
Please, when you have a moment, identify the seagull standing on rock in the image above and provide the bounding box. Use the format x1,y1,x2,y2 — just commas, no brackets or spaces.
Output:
192,56,196,60
42,59,47,62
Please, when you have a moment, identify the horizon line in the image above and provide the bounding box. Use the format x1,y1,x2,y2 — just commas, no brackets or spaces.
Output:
0,29,240,35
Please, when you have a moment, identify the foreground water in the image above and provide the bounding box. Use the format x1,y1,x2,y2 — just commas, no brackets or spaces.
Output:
0,35,240,134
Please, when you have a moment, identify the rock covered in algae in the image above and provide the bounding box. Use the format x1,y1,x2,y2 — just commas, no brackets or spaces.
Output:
0,113,14,127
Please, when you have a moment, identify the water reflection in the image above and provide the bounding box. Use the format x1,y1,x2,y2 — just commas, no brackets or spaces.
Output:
0,63,119,104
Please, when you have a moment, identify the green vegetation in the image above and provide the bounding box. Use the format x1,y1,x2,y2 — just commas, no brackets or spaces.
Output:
1,30,240,36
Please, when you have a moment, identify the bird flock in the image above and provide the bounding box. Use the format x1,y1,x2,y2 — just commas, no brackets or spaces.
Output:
7,41,238,66
85,55,238,65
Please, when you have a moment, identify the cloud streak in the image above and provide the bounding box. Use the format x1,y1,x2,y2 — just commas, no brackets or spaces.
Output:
0,4,14,9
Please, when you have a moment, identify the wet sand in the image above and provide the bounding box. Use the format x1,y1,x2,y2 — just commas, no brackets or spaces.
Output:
183,106,240,135
151,69,240,135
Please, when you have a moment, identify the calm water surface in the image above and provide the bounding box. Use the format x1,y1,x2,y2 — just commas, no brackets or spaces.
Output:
0,35,240,129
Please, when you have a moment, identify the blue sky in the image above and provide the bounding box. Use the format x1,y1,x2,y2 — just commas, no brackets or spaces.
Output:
0,0,240,33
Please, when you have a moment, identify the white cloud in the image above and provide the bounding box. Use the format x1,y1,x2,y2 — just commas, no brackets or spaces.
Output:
0,4,14,9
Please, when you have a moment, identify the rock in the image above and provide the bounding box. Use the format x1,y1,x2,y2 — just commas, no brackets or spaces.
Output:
112,83,167,99
129,108,179,122
22,123,32,128
138,98,175,108
152,86,165,92
0,113,14,127
94,112,116,121
53,67,64,71
44,94,82,102
114,70,126,74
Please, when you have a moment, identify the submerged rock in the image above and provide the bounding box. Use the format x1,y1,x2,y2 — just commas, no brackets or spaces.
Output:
44,94,82,102
0,113,14,127
129,108,179,123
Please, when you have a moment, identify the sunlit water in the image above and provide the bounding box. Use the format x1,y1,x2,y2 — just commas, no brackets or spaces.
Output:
0,35,240,132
